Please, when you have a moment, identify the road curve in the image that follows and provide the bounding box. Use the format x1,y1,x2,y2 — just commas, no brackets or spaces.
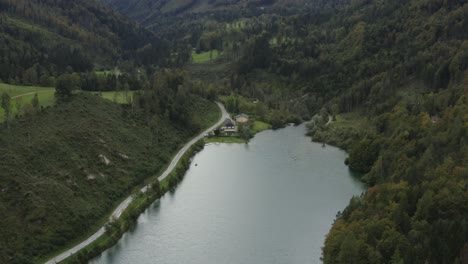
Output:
45,102,228,264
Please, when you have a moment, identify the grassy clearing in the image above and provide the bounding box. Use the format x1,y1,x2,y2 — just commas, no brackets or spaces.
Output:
251,120,272,134
205,136,246,144
91,91,136,104
0,83,55,122
0,83,54,97
328,112,372,131
309,112,372,150
192,50,220,63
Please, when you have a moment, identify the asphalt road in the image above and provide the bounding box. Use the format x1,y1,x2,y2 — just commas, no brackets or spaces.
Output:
45,102,228,264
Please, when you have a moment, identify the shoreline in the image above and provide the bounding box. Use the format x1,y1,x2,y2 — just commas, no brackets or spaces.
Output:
44,102,228,264
82,122,365,263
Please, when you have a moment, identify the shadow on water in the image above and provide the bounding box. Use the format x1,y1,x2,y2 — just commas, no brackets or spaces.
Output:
169,187,177,196
348,168,365,184
128,200,162,235
311,137,366,187
89,124,366,264
243,142,250,150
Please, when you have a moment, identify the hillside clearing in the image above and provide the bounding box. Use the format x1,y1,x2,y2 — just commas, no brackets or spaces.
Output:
192,50,220,63
0,84,55,122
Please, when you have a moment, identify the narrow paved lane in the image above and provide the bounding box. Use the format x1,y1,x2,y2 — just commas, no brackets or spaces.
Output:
45,102,228,264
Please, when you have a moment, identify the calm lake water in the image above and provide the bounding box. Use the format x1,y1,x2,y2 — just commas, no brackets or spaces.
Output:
89,124,364,264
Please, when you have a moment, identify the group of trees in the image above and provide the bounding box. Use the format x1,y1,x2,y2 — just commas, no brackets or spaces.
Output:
321,91,468,263
1,92,11,127
280,1,467,262
1,0,467,262
0,78,220,263
52,68,215,133
1,91,40,128
154,0,468,262
130,70,205,130
172,0,466,121
0,0,178,87
50,0,468,261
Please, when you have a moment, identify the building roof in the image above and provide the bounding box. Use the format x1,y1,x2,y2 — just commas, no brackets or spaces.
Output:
223,118,236,127
234,113,249,119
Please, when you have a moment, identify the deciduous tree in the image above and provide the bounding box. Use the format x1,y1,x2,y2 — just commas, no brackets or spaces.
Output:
1,92,11,128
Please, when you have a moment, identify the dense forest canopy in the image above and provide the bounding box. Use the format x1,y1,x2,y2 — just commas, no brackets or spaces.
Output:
0,0,177,86
99,0,350,19
0,0,467,263
0,1,219,263
100,0,468,262
0,68,219,263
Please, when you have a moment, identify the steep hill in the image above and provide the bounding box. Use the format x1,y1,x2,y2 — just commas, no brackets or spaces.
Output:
0,0,170,85
0,92,219,263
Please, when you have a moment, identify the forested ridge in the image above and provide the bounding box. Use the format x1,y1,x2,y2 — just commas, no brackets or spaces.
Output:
99,0,349,21
0,0,174,86
0,69,219,263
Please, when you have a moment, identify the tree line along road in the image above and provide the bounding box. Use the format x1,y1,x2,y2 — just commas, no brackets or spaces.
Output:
45,102,228,264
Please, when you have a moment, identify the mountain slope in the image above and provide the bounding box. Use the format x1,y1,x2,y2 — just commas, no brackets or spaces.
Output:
118,0,467,262
99,0,349,25
0,0,170,85
0,91,219,263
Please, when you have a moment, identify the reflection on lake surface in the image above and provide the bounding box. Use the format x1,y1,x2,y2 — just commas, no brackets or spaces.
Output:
90,124,364,264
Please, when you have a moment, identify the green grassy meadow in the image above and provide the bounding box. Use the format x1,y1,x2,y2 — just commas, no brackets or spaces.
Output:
251,120,272,134
192,50,220,63
0,83,54,97
0,83,55,122
93,91,136,104
309,112,373,150
205,136,246,144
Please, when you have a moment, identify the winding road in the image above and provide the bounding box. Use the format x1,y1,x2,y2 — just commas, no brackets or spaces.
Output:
45,102,228,264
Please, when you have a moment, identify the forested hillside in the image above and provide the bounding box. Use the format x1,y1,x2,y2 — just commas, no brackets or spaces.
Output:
99,0,348,19
0,0,171,86
98,0,468,262
0,69,219,263
1,0,466,262
98,0,349,44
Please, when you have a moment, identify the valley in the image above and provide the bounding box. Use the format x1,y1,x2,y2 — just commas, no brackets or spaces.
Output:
0,0,466,263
